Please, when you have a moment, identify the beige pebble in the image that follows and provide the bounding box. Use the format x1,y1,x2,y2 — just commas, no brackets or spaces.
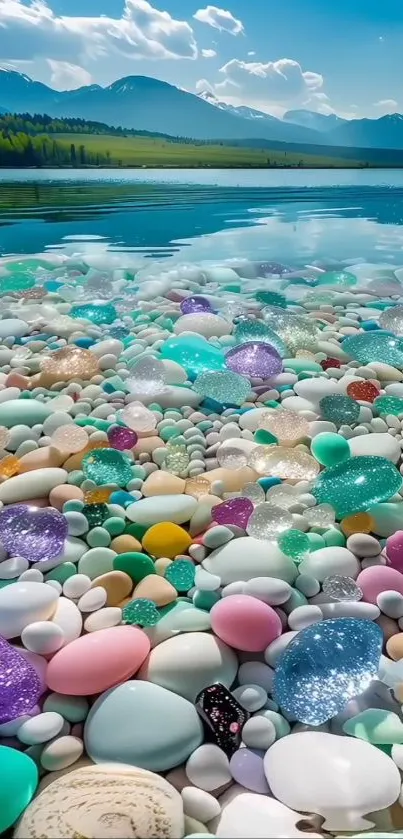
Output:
133,574,177,607
84,607,122,632
203,466,258,492
49,484,84,511
133,437,165,455
90,570,133,605
154,557,173,576
110,534,143,554
386,632,403,661
116,597,132,609
19,447,67,472
393,684,403,703
142,471,186,497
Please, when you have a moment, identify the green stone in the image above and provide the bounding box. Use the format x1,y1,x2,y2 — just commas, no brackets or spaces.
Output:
125,522,150,540
283,359,323,373
192,590,220,611
254,429,278,445
160,335,226,378
315,270,357,288
0,746,38,833
255,290,287,308
103,516,126,536
82,449,133,487
319,394,360,425
374,395,403,416
165,559,196,592
306,532,326,551
323,528,346,548
193,371,251,406
282,588,308,611
71,303,117,324
82,504,109,528
45,564,77,584
311,432,351,467
63,500,85,514
160,427,182,442
313,455,403,519
86,527,111,548
122,598,159,626
277,529,309,563
343,709,403,744
113,552,155,583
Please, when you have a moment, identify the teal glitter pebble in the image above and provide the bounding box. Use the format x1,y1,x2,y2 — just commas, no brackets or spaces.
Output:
278,529,310,563
122,598,159,626
165,559,196,592
81,504,109,527
342,331,403,366
82,450,133,487
193,371,251,406
374,395,403,416
319,394,360,425
312,455,403,519
71,303,117,324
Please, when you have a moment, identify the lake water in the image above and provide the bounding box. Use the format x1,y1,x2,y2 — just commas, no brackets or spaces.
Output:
1,168,403,267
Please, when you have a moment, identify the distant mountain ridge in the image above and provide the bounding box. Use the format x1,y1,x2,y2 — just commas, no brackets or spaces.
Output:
1,68,403,150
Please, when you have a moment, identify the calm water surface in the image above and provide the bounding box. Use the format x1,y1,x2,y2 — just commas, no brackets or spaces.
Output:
1,168,403,266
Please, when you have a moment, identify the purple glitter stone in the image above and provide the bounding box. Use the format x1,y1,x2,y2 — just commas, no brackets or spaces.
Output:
225,341,283,379
0,505,68,563
180,295,214,315
212,497,254,529
0,637,42,724
107,425,138,451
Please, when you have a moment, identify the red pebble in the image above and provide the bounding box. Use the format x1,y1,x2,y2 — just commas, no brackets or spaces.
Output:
346,381,380,403
321,358,341,370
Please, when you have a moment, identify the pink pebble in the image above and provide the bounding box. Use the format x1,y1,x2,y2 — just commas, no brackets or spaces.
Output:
211,594,282,652
357,565,403,604
386,531,403,572
46,626,150,695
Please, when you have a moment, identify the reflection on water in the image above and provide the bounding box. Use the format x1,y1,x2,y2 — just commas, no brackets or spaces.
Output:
1,172,403,266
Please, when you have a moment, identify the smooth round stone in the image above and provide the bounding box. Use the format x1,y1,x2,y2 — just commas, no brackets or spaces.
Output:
343,708,403,744
143,522,191,559
63,574,92,599
160,335,226,378
213,787,321,839
377,591,403,619
318,601,379,620
40,735,84,771
237,661,274,693
346,533,380,557
43,693,89,723
78,547,116,579
14,764,184,839
0,468,67,504
243,577,291,606
349,433,401,464
264,732,401,832
0,581,59,639
299,547,360,582
211,595,282,652
313,456,402,519
288,605,323,631
0,318,29,338
84,607,122,632
85,681,203,771
90,570,132,606
311,432,351,467
0,556,28,579
126,495,197,526
232,684,267,712
0,746,38,834
21,620,64,655
203,537,297,585
0,399,52,429
51,596,83,645
77,586,107,612
241,717,276,750
185,744,231,792
174,313,231,338
181,787,221,823
370,503,403,538
357,566,403,604
142,471,186,497
17,711,64,745
230,748,269,794
319,394,360,425
249,446,319,481
379,305,403,335
137,632,237,701
47,626,150,695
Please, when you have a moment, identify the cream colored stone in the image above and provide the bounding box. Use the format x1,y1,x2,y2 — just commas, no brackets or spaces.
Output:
133,574,177,607
142,471,186,497
90,571,133,606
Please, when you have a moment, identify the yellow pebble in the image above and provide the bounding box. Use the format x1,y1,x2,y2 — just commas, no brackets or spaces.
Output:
142,522,192,559
84,487,111,504
341,511,374,535
0,455,20,478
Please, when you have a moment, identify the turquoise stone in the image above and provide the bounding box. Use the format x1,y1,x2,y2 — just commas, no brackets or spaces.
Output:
84,680,204,771
82,449,133,487
0,746,38,833
0,399,52,428
374,395,403,416
193,370,251,405
343,331,403,366
342,708,403,744
315,270,357,288
71,304,117,324
312,455,402,519
319,394,360,425
255,291,287,308
165,559,196,592
160,335,226,378
278,529,310,563
233,318,287,357
122,598,159,626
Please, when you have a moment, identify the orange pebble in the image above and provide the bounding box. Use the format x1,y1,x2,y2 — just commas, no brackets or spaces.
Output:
84,487,111,504
5,373,31,389
341,512,374,536
386,632,403,661
0,455,20,478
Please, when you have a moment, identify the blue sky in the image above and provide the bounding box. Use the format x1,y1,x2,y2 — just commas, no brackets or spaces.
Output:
1,0,402,118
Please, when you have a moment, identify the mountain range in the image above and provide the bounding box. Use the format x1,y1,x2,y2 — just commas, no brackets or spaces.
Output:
1,68,403,151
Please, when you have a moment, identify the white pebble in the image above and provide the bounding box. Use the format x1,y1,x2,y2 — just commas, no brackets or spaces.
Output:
232,684,267,712
84,607,122,632
63,574,92,599
185,744,231,792
181,787,221,823
19,569,44,582
243,577,291,605
264,632,298,668
237,661,274,693
288,605,323,631
77,586,107,612
40,735,84,771
377,591,403,620
0,556,29,579
17,711,64,745
21,620,65,654
43,693,89,723
241,716,276,750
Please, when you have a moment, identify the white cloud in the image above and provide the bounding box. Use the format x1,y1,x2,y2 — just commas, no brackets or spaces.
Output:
0,0,198,63
201,48,217,58
47,59,92,90
213,58,323,114
193,6,244,35
247,50,255,56
373,98,398,115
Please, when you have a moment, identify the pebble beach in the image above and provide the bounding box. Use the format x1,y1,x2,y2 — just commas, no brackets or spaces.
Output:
2,253,403,837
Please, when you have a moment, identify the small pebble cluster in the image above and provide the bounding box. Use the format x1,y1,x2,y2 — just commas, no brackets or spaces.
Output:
3,256,403,837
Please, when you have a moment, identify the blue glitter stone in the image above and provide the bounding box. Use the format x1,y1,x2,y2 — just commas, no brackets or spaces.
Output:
273,618,383,725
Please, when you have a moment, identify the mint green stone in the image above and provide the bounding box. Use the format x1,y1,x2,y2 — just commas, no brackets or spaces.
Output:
323,529,346,548
343,331,403,366
0,399,52,428
122,598,159,626
82,449,133,487
63,500,85,513
192,590,220,611
0,578,17,588
374,395,403,416
45,563,76,584
284,359,323,373
0,746,38,833
306,532,326,551
160,427,182,442
86,527,111,548
103,517,126,536
343,709,403,744
233,319,287,357
311,432,351,467
255,291,287,308
130,466,147,480
278,529,309,563
71,303,117,324
283,588,308,611
125,523,150,541
194,370,250,406
316,270,357,288
313,455,403,518
254,429,278,445
319,394,360,425
160,335,226,378
165,559,196,592
113,552,155,583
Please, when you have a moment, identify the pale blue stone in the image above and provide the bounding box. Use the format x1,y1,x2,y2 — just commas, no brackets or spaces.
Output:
84,680,203,771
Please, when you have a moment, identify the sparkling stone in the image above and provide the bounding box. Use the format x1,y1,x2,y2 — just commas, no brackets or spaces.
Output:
40,346,98,384
107,425,138,451
165,559,196,592
126,357,167,399
315,270,357,288
185,478,211,499
304,504,336,527
233,319,287,357
51,424,88,454
258,409,309,446
246,503,293,541
81,503,109,528
346,381,379,403
255,290,287,307
278,529,310,563
196,683,248,756
319,395,360,425
374,395,403,416
262,306,318,353
82,449,133,487
341,512,374,536
84,488,111,505
160,335,226,378
180,296,214,314
71,303,117,324
0,504,67,563
322,575,363,602
241,482,266,506
0,637,42,723
379,305,403,335
217,446,248,470
0,456,20,478
119,404,157,433
266,485,299,509
249,446,320,481
212,498,254,529
313,455,402,519
225,342,282,379
193,371,251,406
164,442,190,475
273,618,383,725
122,598,159,626
343,331,403,366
